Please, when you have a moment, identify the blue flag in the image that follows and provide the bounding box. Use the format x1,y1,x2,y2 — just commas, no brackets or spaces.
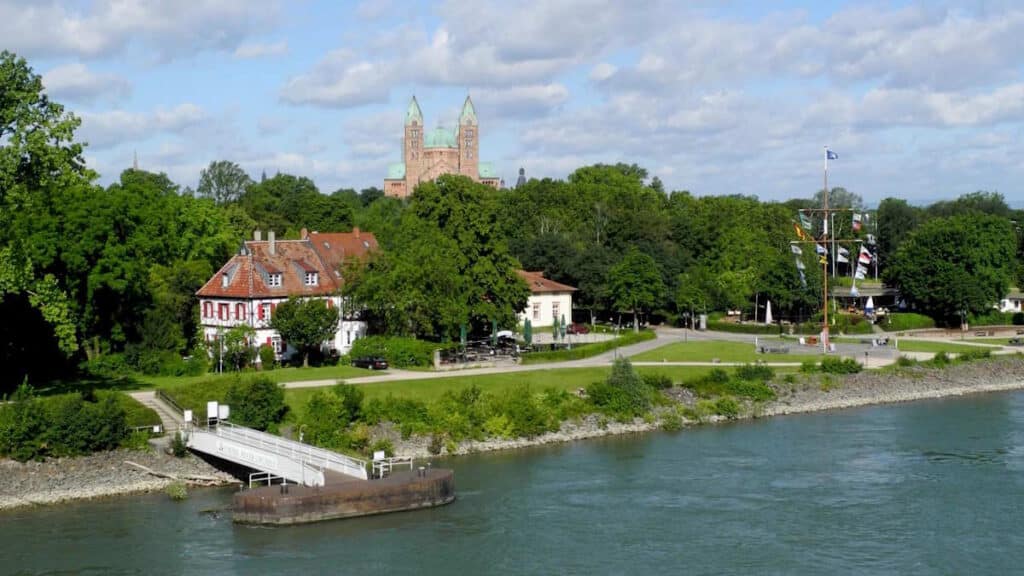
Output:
826,149,839,160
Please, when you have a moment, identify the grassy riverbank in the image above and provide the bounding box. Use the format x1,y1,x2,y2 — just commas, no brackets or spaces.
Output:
632,340,823,363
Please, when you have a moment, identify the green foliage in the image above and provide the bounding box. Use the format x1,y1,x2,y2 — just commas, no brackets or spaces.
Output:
586,358,653,420
166,481,188,501
735,364,774,382
882,313,936,332
930,351,950,367
1013,312,1024,326
270,297,340,367
258,344,276,369
706,321,780,334
224,376,286,431
820,357,863,374
520,330,656,364
171,431,188,457
661,408,684,431
641,373,674,390
607,248,665,332
369,438,394,457
955,349,991,363
0,384,128,461
123,430,152,452
967,310,1015,327
832,314,875,335
348,335,442,368
684,369,775,402
713,396,741,419
885,213,1016,322
896,355,918,368
800,359,820,373
197,160,252,205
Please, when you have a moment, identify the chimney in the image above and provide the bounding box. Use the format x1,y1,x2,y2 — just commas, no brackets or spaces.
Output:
300,227,308,239
353,226,360,239
254,229,262,242
268,230,276,255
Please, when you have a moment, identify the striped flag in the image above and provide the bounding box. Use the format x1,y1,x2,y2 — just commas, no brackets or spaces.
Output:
837,247,850,264
852,213,862,232
858,246,872,265
855,264,867,280
799,212,813,232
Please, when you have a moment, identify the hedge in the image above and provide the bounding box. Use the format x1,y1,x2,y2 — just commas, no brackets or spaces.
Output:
520,330,656,364
158,375,287,431
349,336,452,368
882,313,936,332
707,321,781,335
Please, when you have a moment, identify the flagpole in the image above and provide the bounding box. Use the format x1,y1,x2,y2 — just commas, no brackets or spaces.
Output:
822,146,829,353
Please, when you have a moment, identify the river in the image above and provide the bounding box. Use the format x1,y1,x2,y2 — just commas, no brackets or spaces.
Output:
3,391,1024,575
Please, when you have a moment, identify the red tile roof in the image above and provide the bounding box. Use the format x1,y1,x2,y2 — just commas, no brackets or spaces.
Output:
516,270,577,294
196,229,378,299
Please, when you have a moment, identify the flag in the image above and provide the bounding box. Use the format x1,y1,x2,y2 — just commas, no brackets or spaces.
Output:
799,212,813,232
815,243,826,255
827,149,838,160
852,213,862,232
837,247,849,264
838,247,850,258
819,255,827,265
858,246,872,265
799,270,807,288
794,257,805,270
855,264,867,280
865,234,876,246
793,222,808,241
790,244,803,255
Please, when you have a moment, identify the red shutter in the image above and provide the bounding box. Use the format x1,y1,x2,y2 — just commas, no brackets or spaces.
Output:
326,299,333,309
258,303,265,320
236,303,245,319
265,337,271,346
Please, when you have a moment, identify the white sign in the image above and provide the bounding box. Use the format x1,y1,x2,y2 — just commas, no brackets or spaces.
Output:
207,401,219,419
373,450,386,461
218,404,230,420
183,410,193,422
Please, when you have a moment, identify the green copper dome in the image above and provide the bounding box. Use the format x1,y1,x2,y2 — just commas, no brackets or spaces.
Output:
424,126,457,148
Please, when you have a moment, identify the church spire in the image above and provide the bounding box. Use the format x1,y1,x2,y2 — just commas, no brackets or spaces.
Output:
459,94,477,125
405,95,423,125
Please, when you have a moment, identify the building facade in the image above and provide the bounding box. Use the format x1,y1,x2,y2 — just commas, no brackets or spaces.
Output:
384,95,500,198
516,270,576,328
196,228,378,363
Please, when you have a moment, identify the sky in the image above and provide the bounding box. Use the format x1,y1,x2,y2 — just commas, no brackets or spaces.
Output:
6,0,1024,205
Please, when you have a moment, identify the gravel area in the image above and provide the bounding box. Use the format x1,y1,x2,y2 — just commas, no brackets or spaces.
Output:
0,446,237,511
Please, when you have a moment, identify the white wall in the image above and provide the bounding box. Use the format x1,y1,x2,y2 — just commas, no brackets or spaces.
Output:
518,292,573,327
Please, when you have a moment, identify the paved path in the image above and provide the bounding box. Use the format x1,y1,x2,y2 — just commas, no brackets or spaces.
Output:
128,390,184,432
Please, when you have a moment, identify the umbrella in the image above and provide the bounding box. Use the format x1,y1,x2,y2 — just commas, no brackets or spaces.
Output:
560,314,567,339
865,296,875,316
460,324,467,349
491,318,498,347
764,300,773,325
524,318,532,346
552,314,560,341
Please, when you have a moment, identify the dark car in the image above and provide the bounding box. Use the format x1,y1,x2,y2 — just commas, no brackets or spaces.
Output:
352,356,389,370
567,323,590,335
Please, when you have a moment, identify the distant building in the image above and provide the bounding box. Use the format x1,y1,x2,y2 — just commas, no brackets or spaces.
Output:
515,167,526,188
196,228,378,362
999,289,1024,314
516,270,576,328
384,95,500,198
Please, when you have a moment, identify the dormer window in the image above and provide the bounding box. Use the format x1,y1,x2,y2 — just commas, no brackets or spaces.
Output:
268,273,282,287
221,274,229,288
305,272,319,286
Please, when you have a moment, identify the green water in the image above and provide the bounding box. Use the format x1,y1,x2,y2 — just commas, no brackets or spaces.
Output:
4,391,1024,575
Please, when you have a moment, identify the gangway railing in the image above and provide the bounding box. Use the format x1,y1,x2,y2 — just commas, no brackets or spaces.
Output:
186,420,368,483
372,456,415,479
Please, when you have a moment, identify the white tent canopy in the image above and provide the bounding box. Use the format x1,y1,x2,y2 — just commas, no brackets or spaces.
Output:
764,300,773,325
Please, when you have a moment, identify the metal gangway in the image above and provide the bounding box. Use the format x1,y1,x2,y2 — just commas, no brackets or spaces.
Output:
185,420,368,487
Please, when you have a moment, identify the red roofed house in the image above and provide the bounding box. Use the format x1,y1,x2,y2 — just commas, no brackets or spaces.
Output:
196,227,378,364
516,270,576,327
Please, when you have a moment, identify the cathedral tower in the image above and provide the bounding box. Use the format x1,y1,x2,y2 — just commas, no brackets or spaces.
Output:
457,95,479,180
403,96,424,190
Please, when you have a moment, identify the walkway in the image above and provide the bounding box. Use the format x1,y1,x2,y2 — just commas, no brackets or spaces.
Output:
128,390,184,433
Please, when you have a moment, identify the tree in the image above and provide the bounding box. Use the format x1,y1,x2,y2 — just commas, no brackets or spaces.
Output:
876,198,921,274
607,248,664,332
884,214,1016,323
197,160,252,205
270,297,340,367
812,187,864,210
222,325,256,371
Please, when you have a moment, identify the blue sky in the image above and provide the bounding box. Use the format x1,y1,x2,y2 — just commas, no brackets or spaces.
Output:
6,0,1024,204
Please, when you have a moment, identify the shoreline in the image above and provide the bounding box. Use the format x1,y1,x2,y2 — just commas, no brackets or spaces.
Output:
3,357,1024,511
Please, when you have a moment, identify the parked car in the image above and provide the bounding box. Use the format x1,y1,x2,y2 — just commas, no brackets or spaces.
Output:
567,323,590,335
352,356,389,370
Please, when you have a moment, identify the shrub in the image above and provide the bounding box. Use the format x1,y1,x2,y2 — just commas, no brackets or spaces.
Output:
956,349,992,363
496,385,553,438
300,390,351,449
714,396,741,419
224,376,286,431
706,321,780,335
123,430,151,452
661,409,684,431
258,345,276,369
166,481,188,501
483,414,515,438
586,358,652,419
896,355,918,367
735,364,774,382
800,359,820,373
930,351,950,367
349,336,443,368
641,373,673,390
171,431,188,457
1014,312,1024,326
427,433,444,455
684,369,774,401
968,310,1015,327
363,394,430,434
369,438,394,458
883,313,936,332
820,357,862,374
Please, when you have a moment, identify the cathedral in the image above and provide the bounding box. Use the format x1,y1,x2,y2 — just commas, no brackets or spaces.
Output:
384,95,501,198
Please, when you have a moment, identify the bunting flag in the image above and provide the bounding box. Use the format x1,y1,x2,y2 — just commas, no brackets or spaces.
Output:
799,212,813,232
790,244,803,255
855,263,868,280
852,212,863,232
815,243,827,255
837,247,849,264
819,255,828,265
799,270,807,288
865,233,877,246
794,257,805,270
793,222,809,241
858,246,873,265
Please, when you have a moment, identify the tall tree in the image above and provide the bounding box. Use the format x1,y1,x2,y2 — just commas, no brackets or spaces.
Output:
270,297,340,367
607,248,664,332
884,214,1016,323
197,160,252,205
812,187,864,210
875,198,921,274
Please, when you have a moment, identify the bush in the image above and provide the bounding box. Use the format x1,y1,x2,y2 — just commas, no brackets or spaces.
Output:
735,364,774,382
427,433,444,455
705,321,780,335
1014,312,1024,326
896,355,918,367
258,344,276,369
956,349,992,363
586,358,652,420
800,360,820,373
968,310,1015,327
684,369,774,401
369,438,394,458
166,481,188,501
224,376,286,431
641,373,673,390
170,431,188,457
820,357,862,374
521,330,656,364
930,351,950,367
714,396,741,419
349,336,443,368
832,314,875,335
883,313,936,332
123,430,151,452
300,390,351,449
661,408,684,431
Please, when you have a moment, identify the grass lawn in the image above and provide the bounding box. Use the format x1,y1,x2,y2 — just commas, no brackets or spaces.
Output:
893,340,1001,354
283,366,717,421
631,340,822,363
136,364,377,390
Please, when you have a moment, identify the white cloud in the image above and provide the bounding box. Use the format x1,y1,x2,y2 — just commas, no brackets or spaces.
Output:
0,0,282,60
471,83,569,118
79,103,207,149
280,49,395,108
42,63,131,103
233,40,288,59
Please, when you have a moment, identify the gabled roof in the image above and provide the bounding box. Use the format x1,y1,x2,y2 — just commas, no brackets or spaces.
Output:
197,229,378,299
460,95,477,125
517,270,577,294
405,96,423,126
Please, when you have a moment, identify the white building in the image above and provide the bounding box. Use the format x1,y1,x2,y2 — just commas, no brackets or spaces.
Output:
196,228,377,363
999,289,1024,314
516,270,576,327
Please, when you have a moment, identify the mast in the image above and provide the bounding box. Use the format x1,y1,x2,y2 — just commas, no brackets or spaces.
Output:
822,147,830,353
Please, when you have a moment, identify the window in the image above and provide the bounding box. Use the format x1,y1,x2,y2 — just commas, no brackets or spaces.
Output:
305,272,318,286
236,303,246,320
218,303,229,320
203,301,213,318
552,302,560,322
272,337,283,354
260,303,271,320
532,302,541,320
267,273,282,287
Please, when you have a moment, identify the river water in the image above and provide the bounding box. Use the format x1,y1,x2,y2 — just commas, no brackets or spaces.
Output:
4,391,1024,575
